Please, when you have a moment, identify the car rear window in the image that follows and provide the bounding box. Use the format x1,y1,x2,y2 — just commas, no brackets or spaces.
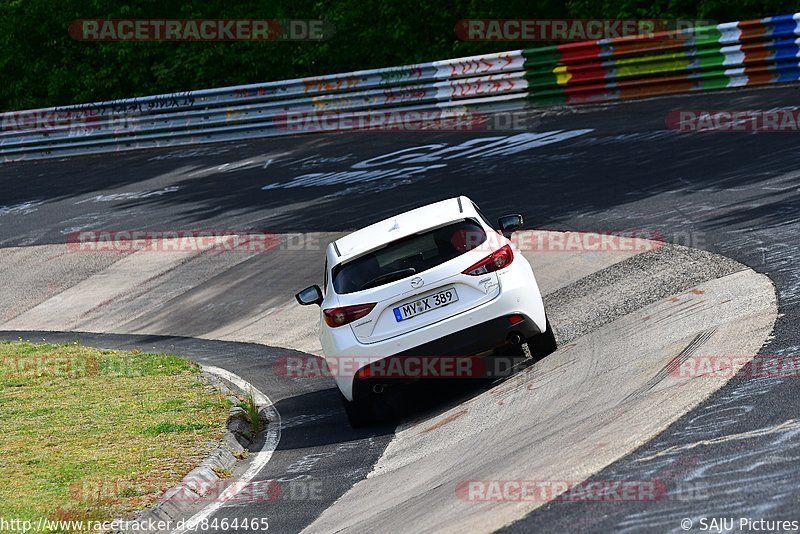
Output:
332,219,487,294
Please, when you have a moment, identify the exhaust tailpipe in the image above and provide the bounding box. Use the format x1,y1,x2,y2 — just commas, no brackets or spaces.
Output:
508,333,523,345
373,383,386,394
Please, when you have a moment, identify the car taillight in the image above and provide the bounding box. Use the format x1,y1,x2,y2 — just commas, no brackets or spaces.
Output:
462,244,514,276
323,303,376,327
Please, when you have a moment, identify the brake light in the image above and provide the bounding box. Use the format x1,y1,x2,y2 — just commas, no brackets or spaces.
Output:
462,245,514,276
323,303,376,327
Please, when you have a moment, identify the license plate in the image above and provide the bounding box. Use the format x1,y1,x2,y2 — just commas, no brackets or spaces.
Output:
393,288,459,321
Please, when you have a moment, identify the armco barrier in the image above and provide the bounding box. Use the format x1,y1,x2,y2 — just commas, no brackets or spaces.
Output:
1,13,799,162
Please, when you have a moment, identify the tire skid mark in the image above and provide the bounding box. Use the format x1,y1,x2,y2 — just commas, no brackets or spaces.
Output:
488,356,580,406
623,328,718,403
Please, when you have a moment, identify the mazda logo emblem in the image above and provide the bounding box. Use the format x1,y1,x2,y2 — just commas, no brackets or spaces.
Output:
410,276,424,288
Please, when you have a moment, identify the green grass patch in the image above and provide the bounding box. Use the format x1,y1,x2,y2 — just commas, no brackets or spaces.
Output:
143,422,213,436
0,340,231,527
238,391,263,433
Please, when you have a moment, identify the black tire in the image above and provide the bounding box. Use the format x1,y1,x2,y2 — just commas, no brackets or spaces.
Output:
489,341,529,380
526,318,557,360
492,341,526,358
339,392,374,428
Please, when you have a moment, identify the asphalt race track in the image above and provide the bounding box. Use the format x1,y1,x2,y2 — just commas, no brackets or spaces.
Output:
2,84,800,531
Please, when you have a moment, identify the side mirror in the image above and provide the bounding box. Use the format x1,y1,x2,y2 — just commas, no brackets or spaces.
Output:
295,285,323,306
498,214,523,237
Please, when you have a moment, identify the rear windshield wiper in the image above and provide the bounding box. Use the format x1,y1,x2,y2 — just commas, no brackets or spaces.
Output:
359,268,416,291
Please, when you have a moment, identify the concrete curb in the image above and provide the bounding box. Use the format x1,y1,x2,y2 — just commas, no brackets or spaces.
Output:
119,369,270,533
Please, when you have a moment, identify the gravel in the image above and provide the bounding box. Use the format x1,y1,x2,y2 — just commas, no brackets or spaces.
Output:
545,243,746,344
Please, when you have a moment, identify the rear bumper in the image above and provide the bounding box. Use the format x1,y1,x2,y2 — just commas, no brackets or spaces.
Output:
393,314,539,358
351,314,540,403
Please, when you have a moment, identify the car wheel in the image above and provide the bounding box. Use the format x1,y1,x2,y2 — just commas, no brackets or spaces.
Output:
526,318,557,360
488,339,527,380
339,392,374,428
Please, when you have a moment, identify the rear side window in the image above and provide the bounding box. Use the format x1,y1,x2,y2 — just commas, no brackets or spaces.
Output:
332,219,487,294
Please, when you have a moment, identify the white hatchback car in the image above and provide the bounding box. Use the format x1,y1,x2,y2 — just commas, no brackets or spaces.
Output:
296,196,555,426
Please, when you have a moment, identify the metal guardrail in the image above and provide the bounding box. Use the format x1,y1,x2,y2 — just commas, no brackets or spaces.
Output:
2,13,798,162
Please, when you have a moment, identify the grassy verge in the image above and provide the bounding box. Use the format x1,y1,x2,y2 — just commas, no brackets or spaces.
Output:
0,339,231,524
